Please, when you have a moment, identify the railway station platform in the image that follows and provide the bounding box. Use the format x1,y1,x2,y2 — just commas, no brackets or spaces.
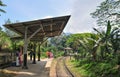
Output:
4,58,53,77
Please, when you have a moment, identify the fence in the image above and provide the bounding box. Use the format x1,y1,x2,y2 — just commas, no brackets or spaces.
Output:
0,52,16,68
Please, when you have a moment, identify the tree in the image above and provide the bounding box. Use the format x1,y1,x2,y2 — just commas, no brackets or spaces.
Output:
91,0,120,26
91,21,120,61
110,26,120,55
66,33,91,50
0,27,11,51
50,33,69,50
4,19,19,37
77,21,119,61
0,0,6,15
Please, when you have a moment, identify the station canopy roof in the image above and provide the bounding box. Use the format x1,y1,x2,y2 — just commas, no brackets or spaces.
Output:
3,15,70,42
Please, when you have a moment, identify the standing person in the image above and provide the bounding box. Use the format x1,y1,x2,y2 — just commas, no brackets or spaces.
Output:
20,46,23,65
50,51,53,58
19,48,22,66
46,51,50,58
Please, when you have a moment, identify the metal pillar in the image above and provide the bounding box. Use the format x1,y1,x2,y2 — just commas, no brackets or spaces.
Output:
37,38,48,61
32,43,36,64
38,43,41,61
22,26,28,69
22,26,42,68
13,40,17,61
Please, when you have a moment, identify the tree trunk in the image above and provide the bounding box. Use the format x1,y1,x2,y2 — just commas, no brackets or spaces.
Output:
92,46,98,61
92,51,96,61
100,46,104,61
0,46,1,51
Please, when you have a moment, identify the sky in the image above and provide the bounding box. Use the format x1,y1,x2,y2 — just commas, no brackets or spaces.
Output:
0,0,104,34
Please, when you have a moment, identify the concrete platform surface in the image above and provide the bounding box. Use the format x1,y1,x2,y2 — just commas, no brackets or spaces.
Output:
5,58,53,77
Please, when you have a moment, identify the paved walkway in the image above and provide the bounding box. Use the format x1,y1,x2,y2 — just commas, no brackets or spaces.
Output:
5,58,53,77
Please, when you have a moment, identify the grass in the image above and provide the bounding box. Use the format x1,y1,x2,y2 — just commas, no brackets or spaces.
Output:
65,57,83,77
66,57,120,77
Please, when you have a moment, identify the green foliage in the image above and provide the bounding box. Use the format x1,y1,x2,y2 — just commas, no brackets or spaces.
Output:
54,51,64,58
67,21,120,77
0,0,6,14
41,51,47,58
91,0,120,26
88,21,120,61
71,58,120,77
0,27,12,50
38,45,64,58
4,19,19,37
50,33,69,49
66,33,93,51
105,21,111,38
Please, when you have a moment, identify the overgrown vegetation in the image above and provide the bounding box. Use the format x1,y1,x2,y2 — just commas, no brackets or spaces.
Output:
65,21,120,77
67,58,120,77
64,0,120,76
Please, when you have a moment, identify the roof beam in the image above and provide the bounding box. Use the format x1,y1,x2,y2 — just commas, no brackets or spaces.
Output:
50,24,52,37
40,37,49,45
28,26,42,40
4,15,70,41
58,21,65,35
22,23,34,34
9,25,23,35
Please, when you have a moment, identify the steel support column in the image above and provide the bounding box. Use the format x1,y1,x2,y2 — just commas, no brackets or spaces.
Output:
22,26,28,69
38,43,41,61
32,43,36,64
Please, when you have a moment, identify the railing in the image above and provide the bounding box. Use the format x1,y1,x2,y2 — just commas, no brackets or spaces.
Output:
0,52,16,68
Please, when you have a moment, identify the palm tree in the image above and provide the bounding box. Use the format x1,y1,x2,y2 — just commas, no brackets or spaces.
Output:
79,34,98,60
110,27,120,55
92,21,120,61
77,21,119,61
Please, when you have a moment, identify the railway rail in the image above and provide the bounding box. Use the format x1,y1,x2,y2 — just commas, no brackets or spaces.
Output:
56,57,74,77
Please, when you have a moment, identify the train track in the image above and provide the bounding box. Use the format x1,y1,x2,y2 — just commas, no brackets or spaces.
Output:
56,57,74,77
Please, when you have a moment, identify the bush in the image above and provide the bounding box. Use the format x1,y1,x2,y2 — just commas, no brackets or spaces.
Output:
72,58,120,77
53,51,64,58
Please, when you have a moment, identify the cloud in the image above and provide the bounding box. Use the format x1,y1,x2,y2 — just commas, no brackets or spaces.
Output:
64,0,104,33
1,0,104,34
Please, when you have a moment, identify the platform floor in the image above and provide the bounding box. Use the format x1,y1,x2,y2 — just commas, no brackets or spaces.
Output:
5,58,53,77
